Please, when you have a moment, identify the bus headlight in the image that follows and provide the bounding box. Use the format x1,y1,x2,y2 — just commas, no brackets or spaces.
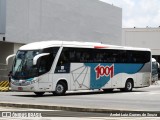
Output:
11,79,15,84
30,78,39,84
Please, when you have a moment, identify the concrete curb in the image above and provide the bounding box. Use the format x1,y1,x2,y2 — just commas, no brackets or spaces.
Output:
0,102,131,113
1,102,160,114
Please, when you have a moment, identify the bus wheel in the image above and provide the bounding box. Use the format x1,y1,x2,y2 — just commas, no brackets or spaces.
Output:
34,92,45,96
121,80,133,92
53,81,67,96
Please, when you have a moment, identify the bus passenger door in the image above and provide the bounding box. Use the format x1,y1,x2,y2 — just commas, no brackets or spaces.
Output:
38,74,53,91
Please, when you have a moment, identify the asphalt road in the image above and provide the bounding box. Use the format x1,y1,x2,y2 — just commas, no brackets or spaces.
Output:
0,83,160,112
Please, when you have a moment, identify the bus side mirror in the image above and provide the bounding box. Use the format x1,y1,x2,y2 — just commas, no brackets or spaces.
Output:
33,53,50,65
6,54,16,65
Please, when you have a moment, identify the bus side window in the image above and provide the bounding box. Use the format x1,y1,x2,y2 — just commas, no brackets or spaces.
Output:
60,53,69,65
55,48,70,73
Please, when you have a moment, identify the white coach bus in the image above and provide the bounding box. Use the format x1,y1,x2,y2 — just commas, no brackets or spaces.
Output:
8,41,151,96
151,58,159,82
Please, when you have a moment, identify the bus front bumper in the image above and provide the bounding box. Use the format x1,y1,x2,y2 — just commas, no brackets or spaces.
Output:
11,83,38,92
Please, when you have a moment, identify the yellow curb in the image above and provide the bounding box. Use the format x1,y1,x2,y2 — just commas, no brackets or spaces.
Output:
0,87,9,92
0,81,9,87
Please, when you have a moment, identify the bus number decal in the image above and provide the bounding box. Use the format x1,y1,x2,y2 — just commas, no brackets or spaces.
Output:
95,64,114,80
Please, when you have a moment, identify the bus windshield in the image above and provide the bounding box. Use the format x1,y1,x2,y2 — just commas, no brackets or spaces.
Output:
12,50,41,79
12,47,59,80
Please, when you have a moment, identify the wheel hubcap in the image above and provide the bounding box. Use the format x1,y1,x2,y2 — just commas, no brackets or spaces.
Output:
56,84,64,93
127,82,132,90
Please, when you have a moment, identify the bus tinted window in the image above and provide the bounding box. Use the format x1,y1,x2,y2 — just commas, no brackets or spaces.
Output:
126,50,150,63
57,47,151,64
38,47,59,75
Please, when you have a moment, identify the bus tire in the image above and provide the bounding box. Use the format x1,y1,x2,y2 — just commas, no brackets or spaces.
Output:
34,92,45,96
121,79,133,92
53,81,67,96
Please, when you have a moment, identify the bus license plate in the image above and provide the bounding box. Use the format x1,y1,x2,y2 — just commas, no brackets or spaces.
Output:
18,87,23,91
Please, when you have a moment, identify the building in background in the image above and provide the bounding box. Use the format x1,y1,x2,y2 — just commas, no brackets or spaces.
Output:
0,0,6,34
122,28,160,63
0,0,122,80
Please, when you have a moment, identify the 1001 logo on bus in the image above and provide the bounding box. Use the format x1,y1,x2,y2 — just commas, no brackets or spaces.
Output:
94,64,114,80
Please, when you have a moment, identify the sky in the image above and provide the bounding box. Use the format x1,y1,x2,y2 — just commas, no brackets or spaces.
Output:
100,0,160,28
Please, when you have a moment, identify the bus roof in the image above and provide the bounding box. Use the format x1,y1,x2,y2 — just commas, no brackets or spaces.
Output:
19,40,151,51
